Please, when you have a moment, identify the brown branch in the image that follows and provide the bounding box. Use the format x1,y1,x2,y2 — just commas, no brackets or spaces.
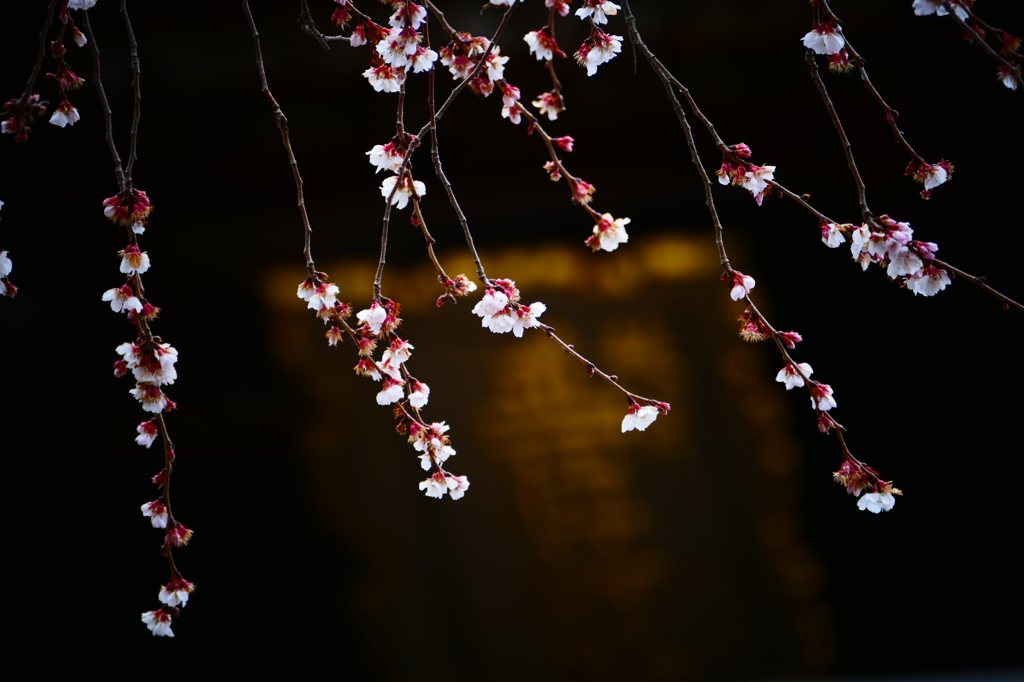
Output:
121,0,143,181
242,0,317,274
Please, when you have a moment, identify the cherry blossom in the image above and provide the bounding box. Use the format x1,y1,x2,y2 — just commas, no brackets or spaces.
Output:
821,222,846,248
141,500,169,528
585,213,630,252
913,0,969,20
802,22,845,55
165,522,194,547
141,609,174,637
728,272,756,301
547,0,571,17
136,420,159,448
408,380,430,408
363,64,405,93
376,377,405,405
389,2,427,30
576,31,623,77
575,0,621,25
418,471,449,499
775,362,813,390
72,27,87,47
367,142,405,174
857,491,896,513
533,90,565,120
49,101,79,127
68,0,99,9
511,302,546,337
810,382,837,411
118,244,151,275
130,382,170,413
159,576,195,608
621,403,659,432
448,475,471,500
524,28,562,61
908,266,952,296
380,175,426,210
1,249,14,298
101,285,143,314
356,302,388,335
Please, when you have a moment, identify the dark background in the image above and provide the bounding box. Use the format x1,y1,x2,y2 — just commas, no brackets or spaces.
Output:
2,1,1022,679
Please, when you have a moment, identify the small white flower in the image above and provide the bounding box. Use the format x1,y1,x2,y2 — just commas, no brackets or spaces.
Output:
418,473,449,499
739,165,775,197
801,23,845,55
575,1,621,25
136,420,159,448
908,266,952,296
579,33,622,76
472,288,509,318
857,491,896,513
512,302,546,338
307,283,339,312
101,287,143,314
730,273,755,301
776,362,813,390
821,223,846,248
410,48,438,74
0,249,12,278
356,302,388,335
380,175,425,210
408,380,430,408
448,475,470,500
141,500,168,528
49,102,80,128
621,405,659,433
376,378,405,405
367,144,404,174
119,247,151,275
67,0,98,9
886,247,924,279
913,0,968,20
810,383,837,411
524,30,555,61
141,610,174,637
158,578,195,608
588,214,630,252
922,165,948,190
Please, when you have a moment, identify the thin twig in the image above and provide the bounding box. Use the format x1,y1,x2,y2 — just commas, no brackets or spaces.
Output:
242,0,317,274
121,0,142,182
804,49,872,222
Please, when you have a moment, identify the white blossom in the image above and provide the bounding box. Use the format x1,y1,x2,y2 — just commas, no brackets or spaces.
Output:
380,175,425,210
857,491,896,513
776,363,813,390
356,302,388,335
512,303,546,338
622,405,659,432
141,610,174,637
801,23,845,55
575,1,621,25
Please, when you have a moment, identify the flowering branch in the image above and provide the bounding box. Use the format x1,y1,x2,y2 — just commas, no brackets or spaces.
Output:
82,1,192,637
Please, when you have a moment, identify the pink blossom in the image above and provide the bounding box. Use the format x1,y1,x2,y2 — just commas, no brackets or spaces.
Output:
512,302,547,337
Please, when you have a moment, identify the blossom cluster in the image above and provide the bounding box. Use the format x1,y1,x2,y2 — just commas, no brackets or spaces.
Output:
834,456,902,513
845,215,951,296
297,272,476,499
717,159,777,206
471,278,546,337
